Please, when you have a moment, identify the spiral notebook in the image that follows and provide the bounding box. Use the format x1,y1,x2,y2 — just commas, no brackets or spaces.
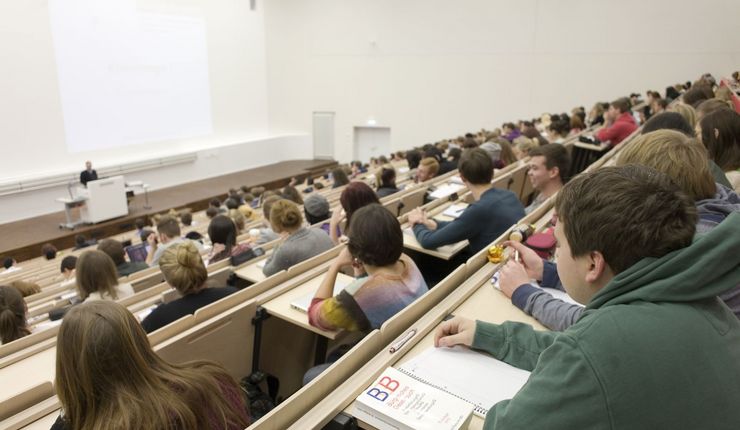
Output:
397,345,531,417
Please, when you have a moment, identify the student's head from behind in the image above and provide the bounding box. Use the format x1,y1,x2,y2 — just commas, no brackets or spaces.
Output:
179,211,193,227
97,239,127,266
269,199,303,234
55,301,249,430
416,157,440,182
527,144,570,191
405,149,422,169
339,182,381,228
2,257,15,269
553,165,697,304
208,215,237,250
41,243,57,260
159,241,208,295
669,102,697,129
331,168,350,187
378,167,397,189
347,204,402,268
512,136,538,160
695,98,732,122
0,285,30,344
205,207,219,220
303,194,331,225
135,217,147,230
617,130,715,202
156,215,181,243
606,97,631,121
698,109,740,172
74,234,87,247
76,250,121,301
458,148,494,185
60,255,77,277
11,281,41,297
281,185,304,205
642,112,695,136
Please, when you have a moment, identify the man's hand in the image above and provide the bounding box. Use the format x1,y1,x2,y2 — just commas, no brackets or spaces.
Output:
503,240,544,281
407,208,426,226
498,260,532,298
434,316,476,348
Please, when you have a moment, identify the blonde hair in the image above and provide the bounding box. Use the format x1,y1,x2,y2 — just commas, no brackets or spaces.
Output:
513,136,538,156
617,130,715,201
76,250,121,300
55,301,249,430
670,102,697,128
228,208,246,233
714,86,733,103
419,157,440,176
10,281,41,297
269,199,303,233
159,242,208,295
238,204,258,221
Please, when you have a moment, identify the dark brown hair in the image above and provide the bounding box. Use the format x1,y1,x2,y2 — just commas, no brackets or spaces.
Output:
529,144,571,182
97,239,127,266
554,165,696,274
340,182,380,229
610,97,631,114
700,109,740,171
347,204,402,267
0,285,30,343
459,148,493,184
76,250,122,300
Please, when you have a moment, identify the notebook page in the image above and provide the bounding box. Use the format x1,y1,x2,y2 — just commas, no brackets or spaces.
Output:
397,345,530,416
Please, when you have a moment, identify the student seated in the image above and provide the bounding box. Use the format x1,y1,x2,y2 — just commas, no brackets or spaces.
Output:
97,239,149,277
0,285,31,345
699,109,740,192
436,165,740,429
502,130,740,330
303,193,333,234
408,148,525,255
375,167,401,198
51,301,250,430
142,242,238,333
524,144,570,214
329,182,381,245
309,204,428,332
76,250,135,302
414,157,439,183
594,97,638,147
59,255,77,288
146,215,205,266
262,200,334,277
207,215,253,264
41,243,57,260
331,167,350,188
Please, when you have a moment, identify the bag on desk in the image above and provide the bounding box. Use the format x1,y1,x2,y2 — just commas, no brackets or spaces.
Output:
526,229,556,259
229,246,265,266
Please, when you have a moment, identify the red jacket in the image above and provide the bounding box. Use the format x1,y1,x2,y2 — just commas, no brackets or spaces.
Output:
596,112,638,146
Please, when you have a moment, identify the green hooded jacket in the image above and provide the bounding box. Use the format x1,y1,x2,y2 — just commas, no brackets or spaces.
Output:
473,212,740,429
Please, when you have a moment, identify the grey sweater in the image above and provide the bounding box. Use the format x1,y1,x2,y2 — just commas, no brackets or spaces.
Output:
262,227,334,277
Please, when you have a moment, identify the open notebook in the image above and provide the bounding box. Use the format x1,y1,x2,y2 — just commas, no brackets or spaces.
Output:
290,279,351,313
397,345,531,417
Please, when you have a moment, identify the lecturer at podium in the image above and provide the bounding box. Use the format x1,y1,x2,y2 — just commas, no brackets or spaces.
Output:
79,160,98,187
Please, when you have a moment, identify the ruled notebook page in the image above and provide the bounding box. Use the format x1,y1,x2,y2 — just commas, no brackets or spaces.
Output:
397,345,531,417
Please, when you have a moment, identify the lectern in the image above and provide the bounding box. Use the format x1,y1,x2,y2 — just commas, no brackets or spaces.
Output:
77,176,129,224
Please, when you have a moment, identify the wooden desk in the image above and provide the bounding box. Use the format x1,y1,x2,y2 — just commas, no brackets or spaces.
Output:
401,202,470,260
234,252,271,284
0,347,56,406
19,411,58,430
261,272,355,340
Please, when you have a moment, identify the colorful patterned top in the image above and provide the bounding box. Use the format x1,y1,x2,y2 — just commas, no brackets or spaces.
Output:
308,254,428,332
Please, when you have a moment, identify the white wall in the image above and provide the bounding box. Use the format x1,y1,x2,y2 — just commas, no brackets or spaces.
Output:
263,0,740,163
0,134,312,224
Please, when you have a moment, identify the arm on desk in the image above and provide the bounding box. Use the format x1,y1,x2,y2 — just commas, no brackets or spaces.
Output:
472,321,559,371
483,335,607,430
511,285,584,332
412,215,473,249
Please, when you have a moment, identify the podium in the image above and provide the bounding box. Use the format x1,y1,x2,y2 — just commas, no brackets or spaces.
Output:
77,176,129,224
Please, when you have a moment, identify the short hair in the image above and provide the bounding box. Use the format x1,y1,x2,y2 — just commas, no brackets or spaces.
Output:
347,204,403,267
156,215,181,239
653,98,669,110
134,218,147,230
269,199,303,233
458,148,493,184
209,198,221,208
513,136,538,156
205,207,219,219
60,255,77,273
76,250,122,300
250,186,265,197
642,112,694,136
179,211,193,227
97,239,127,266
529,144,571,182
617,130,715,201
554,165,697,274
159,242,208,295
139,228,155,244
3,257,14,269
610,97,631,114
224,198,240,210
281,185,304,205
683,85,713,107
379,167,396,188
41,243,57,260
339,182,381,229
448,147,462,161
700,109,740,172
208,215,237,250
418,157,440,177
